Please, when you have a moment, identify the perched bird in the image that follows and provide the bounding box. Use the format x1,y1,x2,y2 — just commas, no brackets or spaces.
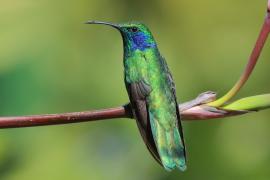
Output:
86,21,186,171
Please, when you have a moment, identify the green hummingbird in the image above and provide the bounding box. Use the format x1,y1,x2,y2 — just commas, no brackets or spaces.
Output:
86,21,186,171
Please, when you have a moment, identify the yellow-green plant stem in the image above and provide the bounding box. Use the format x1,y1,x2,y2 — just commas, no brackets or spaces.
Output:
208,2,270,107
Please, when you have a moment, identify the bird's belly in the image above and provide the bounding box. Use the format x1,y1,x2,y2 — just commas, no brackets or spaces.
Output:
147,89,177,129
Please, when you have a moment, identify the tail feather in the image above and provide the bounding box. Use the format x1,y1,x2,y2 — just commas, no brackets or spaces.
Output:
172,128,186,171
150,116,186,171
155,122,175,171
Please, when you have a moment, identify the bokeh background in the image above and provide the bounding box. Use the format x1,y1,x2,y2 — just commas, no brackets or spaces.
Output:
0,0,270,179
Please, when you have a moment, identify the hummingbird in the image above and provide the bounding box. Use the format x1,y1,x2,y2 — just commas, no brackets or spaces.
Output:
86,21,186,171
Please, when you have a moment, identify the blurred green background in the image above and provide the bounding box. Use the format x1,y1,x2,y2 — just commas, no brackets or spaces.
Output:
0,0,270,179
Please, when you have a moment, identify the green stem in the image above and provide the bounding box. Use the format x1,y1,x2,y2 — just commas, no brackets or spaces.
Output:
208,1,270,107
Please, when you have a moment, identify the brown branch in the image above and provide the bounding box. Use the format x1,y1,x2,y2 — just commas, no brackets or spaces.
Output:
0,103,249,129
0,105,132,129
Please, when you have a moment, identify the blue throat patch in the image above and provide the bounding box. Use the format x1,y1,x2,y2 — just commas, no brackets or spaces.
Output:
129,32,156,51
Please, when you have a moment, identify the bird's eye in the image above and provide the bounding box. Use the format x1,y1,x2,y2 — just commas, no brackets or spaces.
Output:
128,27,138,33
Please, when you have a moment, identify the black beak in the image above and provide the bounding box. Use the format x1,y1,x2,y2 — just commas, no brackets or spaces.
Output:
85,21,121,30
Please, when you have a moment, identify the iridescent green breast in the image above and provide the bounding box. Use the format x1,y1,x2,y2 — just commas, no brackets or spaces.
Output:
124,48,154,83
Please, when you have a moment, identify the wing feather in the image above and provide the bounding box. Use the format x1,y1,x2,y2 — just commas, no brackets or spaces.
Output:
125,81,162,165
160,55,186,160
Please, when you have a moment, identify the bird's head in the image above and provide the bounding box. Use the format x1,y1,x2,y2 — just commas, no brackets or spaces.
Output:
86,21,157,51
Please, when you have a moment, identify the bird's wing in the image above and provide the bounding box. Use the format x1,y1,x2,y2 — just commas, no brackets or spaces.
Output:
125,80,162,165
160,55,186,160
147,55,186,171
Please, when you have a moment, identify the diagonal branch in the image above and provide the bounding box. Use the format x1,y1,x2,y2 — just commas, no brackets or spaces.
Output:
0,105,231,129
0,94,267,129
0,105,132,129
